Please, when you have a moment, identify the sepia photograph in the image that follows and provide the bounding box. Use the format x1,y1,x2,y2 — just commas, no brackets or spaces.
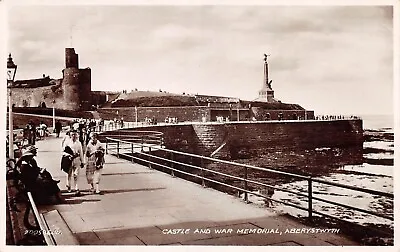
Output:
3,1,396,248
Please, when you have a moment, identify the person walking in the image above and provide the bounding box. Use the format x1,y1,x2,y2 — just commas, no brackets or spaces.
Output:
65,130,85,196
55,121,62,138
85,133,105,194
61,130,71,149
28,121,36,145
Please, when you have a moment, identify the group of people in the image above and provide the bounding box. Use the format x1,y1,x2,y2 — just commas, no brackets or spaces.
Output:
21,120,52,146
164,116,178,124
61,129,105,195
9,118,107,206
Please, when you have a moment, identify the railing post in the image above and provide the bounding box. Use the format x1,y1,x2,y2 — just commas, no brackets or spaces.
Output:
201,157,205,187
308,177,313,219
131,143,134,163
117,141,120,158
244,167,248,203
148,147,152,169
170,152,175,177
105,138,108,154
141,136,144,152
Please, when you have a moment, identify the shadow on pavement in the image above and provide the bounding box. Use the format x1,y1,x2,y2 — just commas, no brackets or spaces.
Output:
102,172,154,176
60,187,167,196
63,199,101,204
97,187,167,195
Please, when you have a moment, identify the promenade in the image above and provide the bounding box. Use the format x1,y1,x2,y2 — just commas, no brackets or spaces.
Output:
33,133,359,246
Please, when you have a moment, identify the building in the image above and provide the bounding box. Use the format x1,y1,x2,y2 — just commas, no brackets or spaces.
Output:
9,48,109,111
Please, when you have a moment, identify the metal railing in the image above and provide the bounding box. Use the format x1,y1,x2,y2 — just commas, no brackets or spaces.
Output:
102,131,164,157
103,135,393,224
93,121,160,132
6,159,56,245
26,192,55,245
314,115,361,121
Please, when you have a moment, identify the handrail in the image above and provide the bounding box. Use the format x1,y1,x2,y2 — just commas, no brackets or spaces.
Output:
104,134,393,224
27,192,55,245
120,141,391,198
106,136,307,179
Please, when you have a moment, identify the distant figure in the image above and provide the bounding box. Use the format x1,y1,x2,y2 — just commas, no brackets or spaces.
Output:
99,119,104,132
23,124,31,145
55,121,62,138
28,121,36,145
38,121,47,139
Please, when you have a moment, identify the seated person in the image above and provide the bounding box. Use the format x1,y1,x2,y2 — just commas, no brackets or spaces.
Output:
16,145,62,204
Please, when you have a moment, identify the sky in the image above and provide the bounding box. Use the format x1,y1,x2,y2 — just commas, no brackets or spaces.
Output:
6,3,394,115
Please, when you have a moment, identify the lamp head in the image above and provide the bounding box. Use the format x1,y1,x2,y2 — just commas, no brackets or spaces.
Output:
7,53,17,85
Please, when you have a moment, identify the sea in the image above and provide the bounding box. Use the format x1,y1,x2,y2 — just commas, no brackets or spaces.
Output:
245,114,395,228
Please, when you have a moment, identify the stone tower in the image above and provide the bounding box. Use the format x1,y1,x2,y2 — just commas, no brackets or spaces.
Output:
62,48,91,110
258,54,276,103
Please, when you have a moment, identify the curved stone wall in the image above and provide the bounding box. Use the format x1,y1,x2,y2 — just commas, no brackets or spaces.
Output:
101,120,363,161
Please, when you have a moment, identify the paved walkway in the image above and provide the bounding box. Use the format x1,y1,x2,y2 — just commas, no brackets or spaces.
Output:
34,134,359,246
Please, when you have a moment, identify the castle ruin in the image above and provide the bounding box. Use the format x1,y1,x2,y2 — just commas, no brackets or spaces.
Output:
9,48,106,111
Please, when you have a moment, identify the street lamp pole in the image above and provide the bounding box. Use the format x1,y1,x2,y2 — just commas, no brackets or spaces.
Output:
8,89,13,159
52,99,56,130
7,53,17,159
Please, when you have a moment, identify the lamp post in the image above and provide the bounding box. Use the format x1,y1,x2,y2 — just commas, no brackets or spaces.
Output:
52,99,56,130
7,53,17,159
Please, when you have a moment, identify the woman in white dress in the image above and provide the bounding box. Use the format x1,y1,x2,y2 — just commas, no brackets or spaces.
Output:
85,133,105,194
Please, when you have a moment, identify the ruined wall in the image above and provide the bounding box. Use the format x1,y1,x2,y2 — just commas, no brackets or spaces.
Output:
79,68,92,110
10,48,92,111
62,68,80,110
10,80,64,109
65,48,79,68
61,48,91,111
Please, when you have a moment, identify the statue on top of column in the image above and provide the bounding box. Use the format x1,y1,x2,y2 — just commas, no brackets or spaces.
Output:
264,53,270,63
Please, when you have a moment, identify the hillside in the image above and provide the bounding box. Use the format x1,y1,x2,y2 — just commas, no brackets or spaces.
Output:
101,90,304,110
